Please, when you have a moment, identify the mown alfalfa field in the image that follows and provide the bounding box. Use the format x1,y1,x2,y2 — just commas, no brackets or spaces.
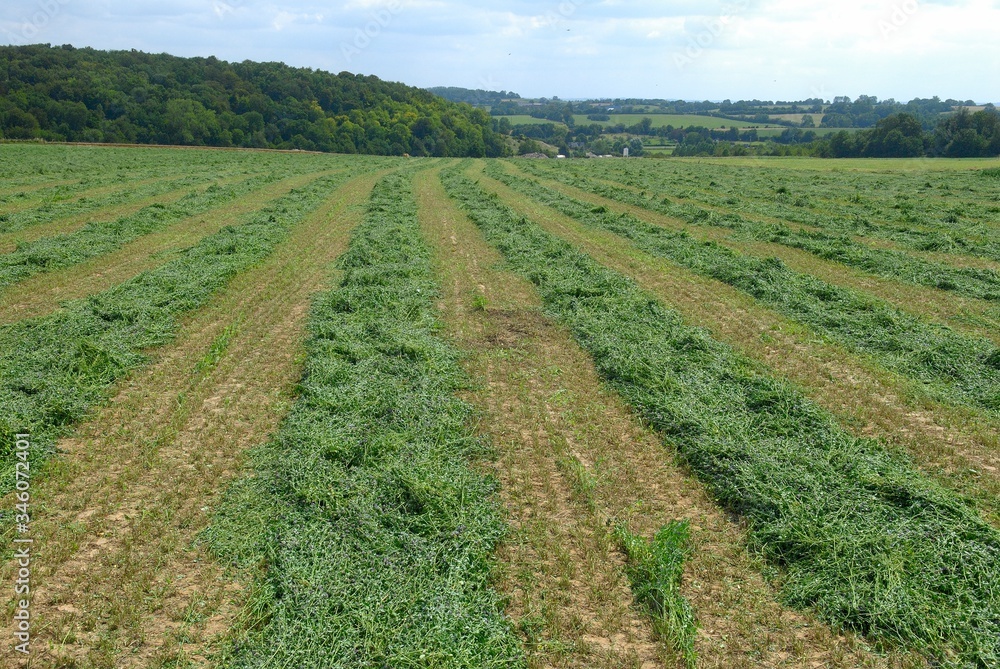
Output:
1,143,999,669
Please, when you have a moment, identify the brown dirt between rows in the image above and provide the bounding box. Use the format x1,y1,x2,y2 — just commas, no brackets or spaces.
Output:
0,168,386,668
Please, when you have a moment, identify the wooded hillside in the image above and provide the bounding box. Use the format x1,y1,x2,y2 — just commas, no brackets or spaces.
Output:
0,44,511,157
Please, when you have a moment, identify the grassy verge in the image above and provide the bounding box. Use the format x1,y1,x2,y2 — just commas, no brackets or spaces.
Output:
204,172,524,668
441,166,1000,668
483,163,1000,415
0,168,369,493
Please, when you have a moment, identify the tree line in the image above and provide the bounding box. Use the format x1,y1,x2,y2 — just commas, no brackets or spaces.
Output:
0,44,511,157
687,109,1000,158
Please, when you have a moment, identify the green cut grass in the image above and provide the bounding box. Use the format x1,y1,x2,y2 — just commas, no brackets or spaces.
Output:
0,168,373,494
204,171,525,668
528,159,1000,263
483,163,1000,415
514,160,1000,300
616,521,697,669
440,166,1000,668
0,173,287,290
0,169,246,237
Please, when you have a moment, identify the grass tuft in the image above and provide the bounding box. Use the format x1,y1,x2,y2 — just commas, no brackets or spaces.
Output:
615,521,697,669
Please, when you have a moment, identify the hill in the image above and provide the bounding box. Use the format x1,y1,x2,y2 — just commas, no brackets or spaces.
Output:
0,44,511,157
425,86,520,107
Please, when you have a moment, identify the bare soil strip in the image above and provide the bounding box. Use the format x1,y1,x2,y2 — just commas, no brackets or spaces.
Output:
509,163,1000,345
0,170,338,325
0,169,386,668
473,164,1000,527
416,168,912,669
0,172,259,254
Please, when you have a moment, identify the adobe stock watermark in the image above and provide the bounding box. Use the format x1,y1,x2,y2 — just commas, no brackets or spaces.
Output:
341,0,404,65
878,0,920,39
674,0,751,70
213,0,246,20
11,434,33,657
478,74,505,92
537,0,586,30
2,0,71,45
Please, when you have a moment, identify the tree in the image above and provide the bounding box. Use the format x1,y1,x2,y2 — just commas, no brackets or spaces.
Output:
162,99,221,145
1,108,40,139
863,113,925,157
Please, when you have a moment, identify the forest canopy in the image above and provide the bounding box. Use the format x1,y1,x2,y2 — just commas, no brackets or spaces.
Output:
0,44,511,157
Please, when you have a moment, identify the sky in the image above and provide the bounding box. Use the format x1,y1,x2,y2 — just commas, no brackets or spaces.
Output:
1,0,998,103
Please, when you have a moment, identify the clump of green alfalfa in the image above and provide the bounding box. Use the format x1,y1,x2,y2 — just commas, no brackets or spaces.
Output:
616,521,697,669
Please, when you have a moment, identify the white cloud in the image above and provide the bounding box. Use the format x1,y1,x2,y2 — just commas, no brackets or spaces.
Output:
0,0,995,102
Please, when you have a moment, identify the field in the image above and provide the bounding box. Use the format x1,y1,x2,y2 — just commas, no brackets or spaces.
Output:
494,114,855,141
570,114,776,129
2,144,999,668
497,113,783,131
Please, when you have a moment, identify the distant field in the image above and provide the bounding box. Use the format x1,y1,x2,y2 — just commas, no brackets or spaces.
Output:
496,114,565,126
572,114,781,129
497,113,784,130
753,125,862,138
497,113,867,138
685,155,1000,170
767,113,816,124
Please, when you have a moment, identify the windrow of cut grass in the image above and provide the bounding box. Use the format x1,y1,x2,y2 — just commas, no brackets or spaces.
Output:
558,159,1000,255
0,170,176,215
511,162,1000,303
0,147,241,213
0,169,248,236
0,173,301,291
484,164,1000,415
440,166,1000,668
205,171,524,668
0,143,278,186
0,165,377,494
677,163,997,258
